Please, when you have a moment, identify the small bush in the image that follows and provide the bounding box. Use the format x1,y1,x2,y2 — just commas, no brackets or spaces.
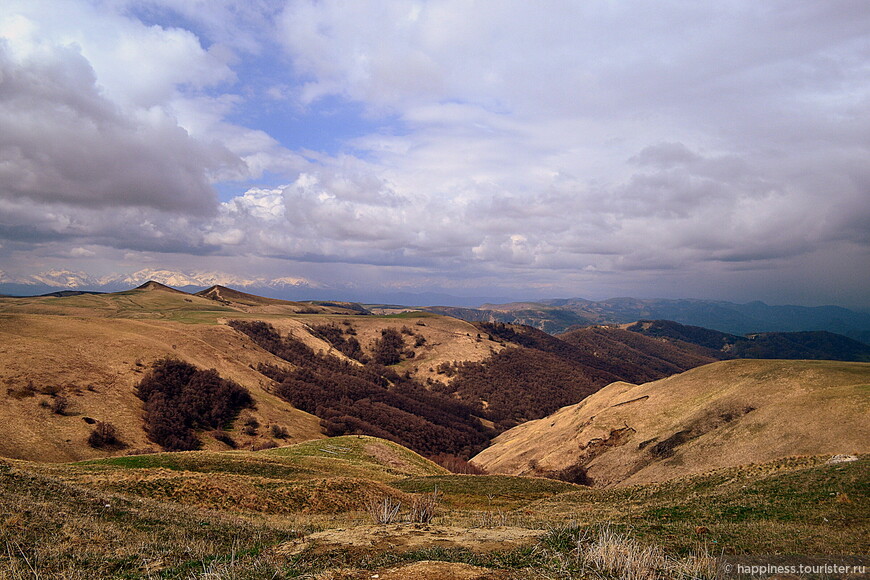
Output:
269,424,289,439
87,421,123,449
50,394,69,415
408,488,440,524
39,384,62,396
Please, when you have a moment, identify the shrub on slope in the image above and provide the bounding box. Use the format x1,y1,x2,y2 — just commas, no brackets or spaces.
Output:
136,358,253,451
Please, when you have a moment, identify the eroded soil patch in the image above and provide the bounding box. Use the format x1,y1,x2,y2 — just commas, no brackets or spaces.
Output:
276,524,546,557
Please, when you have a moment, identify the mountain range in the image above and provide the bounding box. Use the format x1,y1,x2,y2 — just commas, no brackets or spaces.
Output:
426,297,870,345
4,269,870,343
0,268,323,293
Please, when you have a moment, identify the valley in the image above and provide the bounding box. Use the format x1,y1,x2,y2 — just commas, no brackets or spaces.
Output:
0,282,867,578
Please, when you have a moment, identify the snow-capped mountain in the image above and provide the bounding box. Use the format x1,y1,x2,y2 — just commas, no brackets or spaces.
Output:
2,269,324,291
25,270,96,288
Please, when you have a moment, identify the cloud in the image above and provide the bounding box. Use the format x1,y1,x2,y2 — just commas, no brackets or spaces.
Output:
1,1,869,307
0,7,243,212
69,247,96,257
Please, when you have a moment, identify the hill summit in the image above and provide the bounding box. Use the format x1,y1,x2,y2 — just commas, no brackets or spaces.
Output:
135,280,187,293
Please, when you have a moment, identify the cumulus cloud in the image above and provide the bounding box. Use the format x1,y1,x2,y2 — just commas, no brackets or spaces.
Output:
0,4,244,212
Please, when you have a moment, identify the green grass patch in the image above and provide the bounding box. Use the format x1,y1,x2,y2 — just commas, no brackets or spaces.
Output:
381,310,437,319
393,474,580,509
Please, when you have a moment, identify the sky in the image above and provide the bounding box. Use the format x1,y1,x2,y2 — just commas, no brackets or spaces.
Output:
0,0,869,307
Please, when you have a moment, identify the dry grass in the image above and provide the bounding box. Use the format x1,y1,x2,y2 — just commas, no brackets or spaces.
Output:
475,359,870,487
0,285,505,465
0,313,324,462
575,525,718,580
0,449,866,577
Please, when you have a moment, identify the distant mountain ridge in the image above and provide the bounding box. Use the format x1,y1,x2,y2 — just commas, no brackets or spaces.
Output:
3,270,869,342
0,268,323,293
428,297,870,345
625,320,870,362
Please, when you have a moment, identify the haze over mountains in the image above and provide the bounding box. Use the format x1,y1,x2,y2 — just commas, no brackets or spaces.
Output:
4,268,869,344
426,298,870,345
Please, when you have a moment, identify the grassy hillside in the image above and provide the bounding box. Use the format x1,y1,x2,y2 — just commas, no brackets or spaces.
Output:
1,436,865,577
0,283,745,465
473,359,870,487
0,284,504,462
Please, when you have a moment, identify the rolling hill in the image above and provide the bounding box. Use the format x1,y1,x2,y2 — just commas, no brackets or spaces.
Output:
2,434,866,576
0,282,507,462
472,359,870,487
3,283,868,576
0,283,719,464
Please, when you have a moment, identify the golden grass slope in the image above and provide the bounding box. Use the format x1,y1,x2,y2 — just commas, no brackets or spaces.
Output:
0,312,324,461
0,283,503,462
473,359,870,487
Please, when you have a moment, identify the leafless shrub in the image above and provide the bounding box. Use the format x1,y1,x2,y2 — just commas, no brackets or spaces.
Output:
407,487,440,524
39,384,62,396
241,414,260,436
365,497,401,524
50,394,69,415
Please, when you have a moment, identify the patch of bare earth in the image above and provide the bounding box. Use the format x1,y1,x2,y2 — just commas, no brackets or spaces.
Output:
275,524,545,557
363,442,415,473
315,561,515,579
